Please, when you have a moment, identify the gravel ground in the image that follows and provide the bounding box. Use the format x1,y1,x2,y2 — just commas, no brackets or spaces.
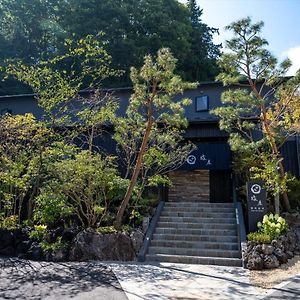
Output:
250,255,300,289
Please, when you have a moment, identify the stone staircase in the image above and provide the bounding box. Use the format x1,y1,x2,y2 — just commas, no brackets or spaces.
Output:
146,201,242,266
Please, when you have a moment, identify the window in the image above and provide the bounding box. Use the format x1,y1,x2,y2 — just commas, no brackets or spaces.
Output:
196,95,209,112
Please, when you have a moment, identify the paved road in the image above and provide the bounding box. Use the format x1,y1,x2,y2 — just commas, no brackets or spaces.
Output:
108,262,268,300
1,258,300,300
0,258,128,300
263,275,300,299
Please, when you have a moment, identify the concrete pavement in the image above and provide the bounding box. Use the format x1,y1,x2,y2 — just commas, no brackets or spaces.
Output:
263,274,300,299
1,258,300,300
0,258,128,300
107,262,268,300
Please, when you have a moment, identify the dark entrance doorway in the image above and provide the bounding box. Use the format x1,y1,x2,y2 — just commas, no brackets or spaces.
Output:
209,170,232,203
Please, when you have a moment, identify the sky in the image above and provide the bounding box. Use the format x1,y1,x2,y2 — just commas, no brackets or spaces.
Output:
181,0,300,75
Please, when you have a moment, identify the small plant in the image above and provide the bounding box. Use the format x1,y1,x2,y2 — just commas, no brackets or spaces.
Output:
257,213,289,240
96,225,132,234
96,226,118,234
0,215,18,230
29,225,48,241
247,232,272,244
40,237,68,252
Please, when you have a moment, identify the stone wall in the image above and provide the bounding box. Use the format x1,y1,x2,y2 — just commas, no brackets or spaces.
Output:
168,170,210,202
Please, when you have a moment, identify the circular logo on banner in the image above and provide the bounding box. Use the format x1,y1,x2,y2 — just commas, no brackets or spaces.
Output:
187,155,196,165
251,184,262,195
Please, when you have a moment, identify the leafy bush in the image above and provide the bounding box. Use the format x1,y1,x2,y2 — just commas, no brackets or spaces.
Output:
29,225,48,241
247,214,289,243
0,215,18,230
40,151,129,228
40,237,68,252
257,213,289,240
96,225,132,234
34,191,73,226
247,232,272,244
96,226,118,234
0,113,54,222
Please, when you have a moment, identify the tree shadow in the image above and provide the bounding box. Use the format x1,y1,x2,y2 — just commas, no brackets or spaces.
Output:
0,257,128,300
107,262,271,299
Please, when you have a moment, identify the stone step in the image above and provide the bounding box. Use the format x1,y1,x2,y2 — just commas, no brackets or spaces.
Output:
154,227,237,236
150,240,239,251
148,246,240,258
159,216,236,224
156,221,236,230
162,206,235,213
161,211,235,218
168,199,210,203
146,254,242,267
152,233,238,243
164,202,234,208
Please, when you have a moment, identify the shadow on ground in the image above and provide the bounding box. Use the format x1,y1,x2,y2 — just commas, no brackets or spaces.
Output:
0,257,128,300
107,262,261,300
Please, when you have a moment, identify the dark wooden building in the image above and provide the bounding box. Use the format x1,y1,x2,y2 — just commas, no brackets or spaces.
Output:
1,82,299,204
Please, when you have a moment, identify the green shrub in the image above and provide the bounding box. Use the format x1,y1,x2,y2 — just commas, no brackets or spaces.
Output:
247,232,272,244
257,213,289,240
96,226,118,234
39,151,129,228
96,224,132,234
34,191,73,226
0,215,18,230
40,236,68,252
29,224,48,241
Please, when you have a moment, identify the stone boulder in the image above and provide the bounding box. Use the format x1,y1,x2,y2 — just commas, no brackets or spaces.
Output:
0,229,14,251
27,242,43,261
69,230,135,261
142,217,150,234
262,244,274,255
247,253,264,270
274,248,288,264
130,229,144,254
263,254,279,269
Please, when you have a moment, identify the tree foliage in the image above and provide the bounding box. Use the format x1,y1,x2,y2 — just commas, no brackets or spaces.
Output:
114,48,197,227
0,0,220,94
4,33,121,125
212,17,300,211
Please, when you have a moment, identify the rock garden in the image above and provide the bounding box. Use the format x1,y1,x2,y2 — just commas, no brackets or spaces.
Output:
243,213,300,270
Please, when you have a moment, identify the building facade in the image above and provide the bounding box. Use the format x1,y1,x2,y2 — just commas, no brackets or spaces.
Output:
1,82,299,204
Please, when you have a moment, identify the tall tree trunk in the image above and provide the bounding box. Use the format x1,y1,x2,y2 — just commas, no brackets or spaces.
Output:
250,80,291,211
114,117,154,229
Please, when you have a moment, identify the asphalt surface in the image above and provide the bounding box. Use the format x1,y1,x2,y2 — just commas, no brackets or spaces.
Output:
0,258,128,300
1,257,300,300
263,275,300,299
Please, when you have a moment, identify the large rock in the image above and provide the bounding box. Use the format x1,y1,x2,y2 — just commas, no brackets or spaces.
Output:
247,253,264,270
262,244,274,255
142,217,150,234
27,242,43,261
274,248,288,264
52,248,68,262
61,227,81,243
16,240,32,255
0,229,14,250
0,246,15,256
130,229,144,254
69,230,135,261
263,254,280,269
